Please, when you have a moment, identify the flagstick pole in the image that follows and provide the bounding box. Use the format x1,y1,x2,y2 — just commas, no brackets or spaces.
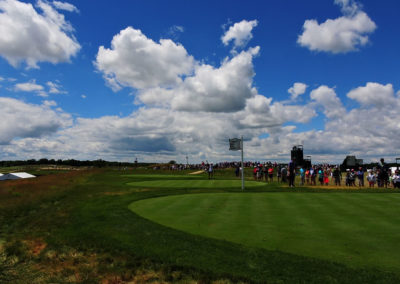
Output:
241,136,244,191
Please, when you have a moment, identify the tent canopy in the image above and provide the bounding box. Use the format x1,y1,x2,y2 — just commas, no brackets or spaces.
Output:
0,172,36,181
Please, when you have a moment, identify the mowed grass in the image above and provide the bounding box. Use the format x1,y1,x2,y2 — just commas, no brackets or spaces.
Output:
130,192,400,272
127,178,263,189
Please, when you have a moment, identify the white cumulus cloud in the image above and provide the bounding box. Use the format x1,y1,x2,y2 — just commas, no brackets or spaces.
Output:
95,26,195,90
14,80,44,92
334,0,361,16
236,95,316,129
138,47,260,112
170,47,260,112
0,0,80,68
0,97,72,144
310,85,345,118
297,0,376,54
52,1,79,13
222,19,258,49
347,82,395,108
46,81,66,94
288,82,308,100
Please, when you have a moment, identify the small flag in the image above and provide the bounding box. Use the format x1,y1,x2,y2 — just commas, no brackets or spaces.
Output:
229,138,242,151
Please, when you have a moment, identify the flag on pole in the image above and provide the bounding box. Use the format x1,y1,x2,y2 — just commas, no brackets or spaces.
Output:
229,137,245,191
229,138,242,151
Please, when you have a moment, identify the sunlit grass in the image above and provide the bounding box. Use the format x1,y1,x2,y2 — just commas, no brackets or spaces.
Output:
130,192,400,272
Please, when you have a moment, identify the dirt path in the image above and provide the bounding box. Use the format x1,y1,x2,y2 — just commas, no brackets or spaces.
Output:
189,170,205,175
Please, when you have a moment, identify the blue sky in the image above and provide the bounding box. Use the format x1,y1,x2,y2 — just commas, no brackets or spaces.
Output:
1,0,399,163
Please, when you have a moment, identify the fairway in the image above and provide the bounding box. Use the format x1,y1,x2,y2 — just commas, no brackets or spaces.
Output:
130,192,400,272
127,178,264,189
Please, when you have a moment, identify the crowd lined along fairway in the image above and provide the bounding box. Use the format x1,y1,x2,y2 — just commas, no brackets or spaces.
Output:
130,192,400,272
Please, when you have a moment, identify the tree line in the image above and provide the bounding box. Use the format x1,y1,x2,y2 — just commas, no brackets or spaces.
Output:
0,159,149,168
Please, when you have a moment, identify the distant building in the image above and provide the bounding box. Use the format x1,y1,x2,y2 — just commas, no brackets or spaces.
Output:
0,172,36,181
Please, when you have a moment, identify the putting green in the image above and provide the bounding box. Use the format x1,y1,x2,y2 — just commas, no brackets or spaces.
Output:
127,179,264,189
129,192,400,272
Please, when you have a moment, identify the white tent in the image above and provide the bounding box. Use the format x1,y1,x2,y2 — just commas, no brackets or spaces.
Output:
0,172,36,181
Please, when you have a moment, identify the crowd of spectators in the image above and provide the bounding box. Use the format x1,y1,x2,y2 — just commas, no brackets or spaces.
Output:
155,158,400,189
248,158,400,189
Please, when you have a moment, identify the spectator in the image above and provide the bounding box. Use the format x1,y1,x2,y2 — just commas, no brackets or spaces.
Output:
268,166,274,182
300,167,305,186
288,160,296,187
380,158,389,188
305,168,310,185
281,166,288,183
253,166,258,180
277,165,282,182
349,169,356,186
393,170,400,188
377,169,383,187
318,168,324,186
264,165,269,182
235,165,240,177
257,164,262,181
345,170,350,186
357,167,364,187
208,163,214,179
332,166,341,186
367,171,376,187
310,167,316,186
324,170,329,185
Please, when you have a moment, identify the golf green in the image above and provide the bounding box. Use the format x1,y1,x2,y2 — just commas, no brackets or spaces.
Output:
129,192,400,272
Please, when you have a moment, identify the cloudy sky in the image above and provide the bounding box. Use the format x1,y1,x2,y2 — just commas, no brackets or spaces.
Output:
1,0,399,164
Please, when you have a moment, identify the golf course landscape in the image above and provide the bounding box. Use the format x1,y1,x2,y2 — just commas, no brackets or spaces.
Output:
1,167,400,283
